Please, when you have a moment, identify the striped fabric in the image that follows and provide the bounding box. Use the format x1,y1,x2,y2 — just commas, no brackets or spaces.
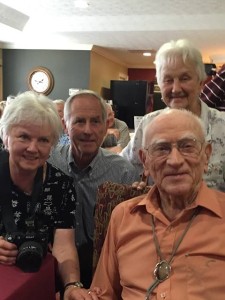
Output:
200,64,225,111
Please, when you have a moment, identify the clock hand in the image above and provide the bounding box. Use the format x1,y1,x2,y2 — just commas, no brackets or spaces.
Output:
34,79,44,84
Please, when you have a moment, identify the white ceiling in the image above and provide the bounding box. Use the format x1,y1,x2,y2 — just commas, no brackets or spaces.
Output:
0,0,225,68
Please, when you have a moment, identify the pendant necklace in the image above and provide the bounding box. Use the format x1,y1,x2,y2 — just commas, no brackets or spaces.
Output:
145,207,200,300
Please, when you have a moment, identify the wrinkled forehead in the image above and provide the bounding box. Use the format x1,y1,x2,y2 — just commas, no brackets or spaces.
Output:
144,114,203,146
72,96,101,112
69,97,105,122
160,57,197,77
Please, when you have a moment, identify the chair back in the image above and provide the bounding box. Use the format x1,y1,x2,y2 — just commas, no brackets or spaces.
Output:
93,181,151,272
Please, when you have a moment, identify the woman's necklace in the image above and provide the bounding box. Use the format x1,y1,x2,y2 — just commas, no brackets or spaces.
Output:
145,207,200,300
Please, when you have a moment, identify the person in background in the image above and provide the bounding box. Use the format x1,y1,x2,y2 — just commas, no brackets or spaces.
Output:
200,64,225,110
102,103,130,153
53,99,70,145
48,90,140,288
91,108,225,300
0,100,6,117
6,95,16,106
53,99,65,119
121,39,225,191
0,91,99,300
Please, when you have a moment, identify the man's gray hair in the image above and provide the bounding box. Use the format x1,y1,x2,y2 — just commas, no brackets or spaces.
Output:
64,89,107,123
53,99,65,105
142,109,206,148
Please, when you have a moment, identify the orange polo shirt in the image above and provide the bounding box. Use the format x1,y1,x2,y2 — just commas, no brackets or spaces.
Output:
91,182,225,300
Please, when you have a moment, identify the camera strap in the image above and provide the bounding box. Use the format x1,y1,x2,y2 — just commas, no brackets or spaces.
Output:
0,150,44,232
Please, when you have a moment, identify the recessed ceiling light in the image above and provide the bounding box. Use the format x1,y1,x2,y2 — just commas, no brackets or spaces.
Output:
74,0,89,8
143,52,151,56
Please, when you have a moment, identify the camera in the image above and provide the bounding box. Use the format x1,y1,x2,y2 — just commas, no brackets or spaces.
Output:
4,226,49,272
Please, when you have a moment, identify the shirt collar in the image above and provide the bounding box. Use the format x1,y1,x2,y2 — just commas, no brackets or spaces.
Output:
68,146,101,171
131,181,223,220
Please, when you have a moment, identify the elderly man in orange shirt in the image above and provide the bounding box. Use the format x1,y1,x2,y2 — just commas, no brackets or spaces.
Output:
91,108,225,300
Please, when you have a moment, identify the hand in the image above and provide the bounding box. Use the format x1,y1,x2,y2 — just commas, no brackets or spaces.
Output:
132,173,148,190
0,236,18,265
106,145,123,154
64,286,101,300
132,180,147,190
107,128,120,140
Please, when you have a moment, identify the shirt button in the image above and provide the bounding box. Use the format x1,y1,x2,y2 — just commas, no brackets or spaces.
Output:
76,222,79,226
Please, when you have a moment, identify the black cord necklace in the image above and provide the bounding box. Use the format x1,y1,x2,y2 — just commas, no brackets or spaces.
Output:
145,207,200,300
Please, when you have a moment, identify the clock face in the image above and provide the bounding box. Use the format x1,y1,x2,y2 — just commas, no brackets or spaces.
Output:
31,71,49,93
28,67,54,95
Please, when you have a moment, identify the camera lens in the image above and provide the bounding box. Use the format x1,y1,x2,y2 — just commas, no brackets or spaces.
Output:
16,241,44,272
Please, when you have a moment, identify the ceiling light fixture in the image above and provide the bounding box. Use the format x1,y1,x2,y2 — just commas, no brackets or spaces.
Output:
0,2,29,31
74,0,89,9
143,52,151,56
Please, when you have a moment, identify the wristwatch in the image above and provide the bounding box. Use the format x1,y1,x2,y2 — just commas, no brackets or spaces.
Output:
64,281,83,291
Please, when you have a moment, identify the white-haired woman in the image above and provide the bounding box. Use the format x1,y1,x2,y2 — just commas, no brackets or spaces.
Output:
121,39,225,191
0,91,99,300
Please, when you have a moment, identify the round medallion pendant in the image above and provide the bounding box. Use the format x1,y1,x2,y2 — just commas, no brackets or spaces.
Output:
154,260,171,282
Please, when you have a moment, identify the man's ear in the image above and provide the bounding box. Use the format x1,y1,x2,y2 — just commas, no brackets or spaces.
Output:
203,143,212,173
62,118,68,134
3,135,8,149
139,148,150,178
106,118,110,130
139,148,146,164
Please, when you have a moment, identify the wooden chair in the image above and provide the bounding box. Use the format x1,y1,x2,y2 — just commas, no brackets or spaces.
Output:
93,181,151,272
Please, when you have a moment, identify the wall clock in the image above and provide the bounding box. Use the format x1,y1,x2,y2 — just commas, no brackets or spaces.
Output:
28,66,54,95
